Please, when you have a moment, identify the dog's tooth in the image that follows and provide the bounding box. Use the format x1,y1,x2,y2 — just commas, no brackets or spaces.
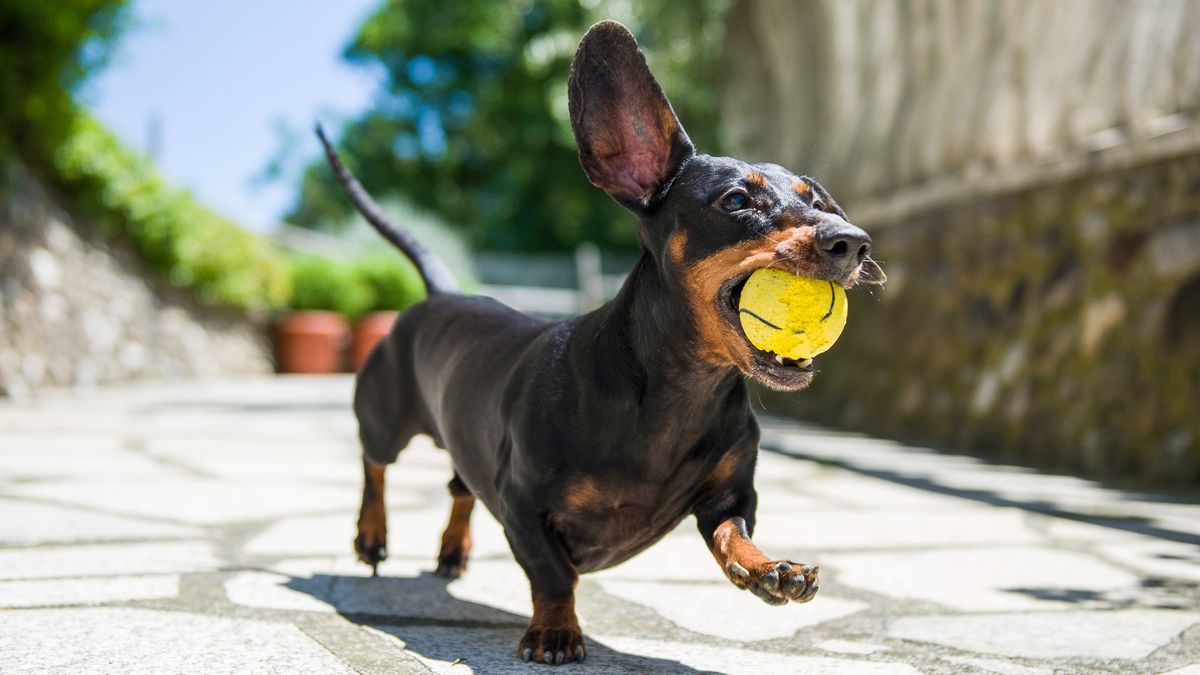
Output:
798,357,813,368
775,355,784,364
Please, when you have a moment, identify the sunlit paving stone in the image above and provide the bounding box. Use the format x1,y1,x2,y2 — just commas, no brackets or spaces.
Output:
378,625,923,675
826,545,1143,612
224,570,341,613
938,655,1054,675
0,608,355,674
0,541,219,580
0,500,200,546
0,574,179,608
889,609,1200,660
3,477,364,525
597,579,868,641
752,507,1042,552
816,639,888,655
0,435,164,479
2,377,1198,673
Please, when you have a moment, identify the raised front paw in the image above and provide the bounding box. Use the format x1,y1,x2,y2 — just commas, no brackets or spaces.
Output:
725,559,819,605
518,624,586,665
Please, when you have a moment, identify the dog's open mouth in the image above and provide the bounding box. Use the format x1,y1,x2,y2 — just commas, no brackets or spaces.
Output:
718,274,816,378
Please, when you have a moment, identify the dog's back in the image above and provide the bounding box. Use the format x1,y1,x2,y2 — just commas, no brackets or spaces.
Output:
354,293,549,466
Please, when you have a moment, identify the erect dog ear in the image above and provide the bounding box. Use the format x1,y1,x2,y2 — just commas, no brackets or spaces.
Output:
568,20,694,210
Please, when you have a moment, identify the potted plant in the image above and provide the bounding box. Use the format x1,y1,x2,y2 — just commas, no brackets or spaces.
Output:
350,252,426,369
275,255,370,374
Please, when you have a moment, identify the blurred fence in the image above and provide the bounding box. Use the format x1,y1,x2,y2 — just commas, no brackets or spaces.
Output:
724,0,1200,485
475,245,631,317
276,222,630,317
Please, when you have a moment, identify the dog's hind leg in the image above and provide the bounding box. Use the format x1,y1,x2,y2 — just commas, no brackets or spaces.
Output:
355,457,389,575
435,473,475,578
352,359,420,576
354,416,420,574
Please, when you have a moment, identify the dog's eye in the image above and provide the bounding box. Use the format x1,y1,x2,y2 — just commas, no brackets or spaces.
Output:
719,190,751,213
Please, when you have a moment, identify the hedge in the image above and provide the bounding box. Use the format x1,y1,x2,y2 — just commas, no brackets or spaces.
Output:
53,114,292,311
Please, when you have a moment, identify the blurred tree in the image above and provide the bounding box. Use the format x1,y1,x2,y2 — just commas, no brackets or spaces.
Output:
284,0,729,252
0,0,130,161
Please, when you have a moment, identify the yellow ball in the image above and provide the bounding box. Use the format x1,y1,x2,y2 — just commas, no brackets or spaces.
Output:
737,268,848,360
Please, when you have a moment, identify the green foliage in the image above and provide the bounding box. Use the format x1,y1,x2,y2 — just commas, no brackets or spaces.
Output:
288,255,372,317
287,252,426,318
2,3,294,313
0,0,130,159
54,115,292,310
352,251,426,312
286,0,730,252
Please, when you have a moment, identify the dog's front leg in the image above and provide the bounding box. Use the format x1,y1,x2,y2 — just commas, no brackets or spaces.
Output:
504,515,586,665
696,488,820,606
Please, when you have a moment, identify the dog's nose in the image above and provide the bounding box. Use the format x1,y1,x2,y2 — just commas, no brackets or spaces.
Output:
816,220,871,272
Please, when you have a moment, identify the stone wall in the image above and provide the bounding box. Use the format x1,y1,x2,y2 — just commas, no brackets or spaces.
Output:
727,0,1200,484
0,162,273,398
723,0,1200,205
759,153,1200,485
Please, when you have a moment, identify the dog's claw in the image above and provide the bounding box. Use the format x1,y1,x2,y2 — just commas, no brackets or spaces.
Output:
729,562,750,579
518,625,585,665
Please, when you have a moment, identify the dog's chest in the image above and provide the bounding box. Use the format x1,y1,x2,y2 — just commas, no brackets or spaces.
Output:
549,471,702,573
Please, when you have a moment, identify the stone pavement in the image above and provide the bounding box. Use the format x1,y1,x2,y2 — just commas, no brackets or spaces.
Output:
0,375,1197,674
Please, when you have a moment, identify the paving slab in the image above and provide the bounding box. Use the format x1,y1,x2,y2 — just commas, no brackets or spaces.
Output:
0,499,200,546
826,544,1152,611
4,477,366,525
888,609,1200,660
0,574,179,608
0,607,355,674
0,541,219,580
1,376,1198,674
598,579,868,641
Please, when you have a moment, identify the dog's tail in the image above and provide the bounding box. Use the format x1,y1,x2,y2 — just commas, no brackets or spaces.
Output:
315,124,459,296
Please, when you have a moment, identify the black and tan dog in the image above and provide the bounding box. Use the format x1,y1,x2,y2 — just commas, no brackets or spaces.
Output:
317,20,878,666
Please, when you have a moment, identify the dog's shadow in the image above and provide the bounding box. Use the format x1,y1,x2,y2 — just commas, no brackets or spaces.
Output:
284,571,705,673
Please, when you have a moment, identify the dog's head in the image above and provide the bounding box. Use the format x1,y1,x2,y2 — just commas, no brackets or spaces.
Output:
568,21,882,391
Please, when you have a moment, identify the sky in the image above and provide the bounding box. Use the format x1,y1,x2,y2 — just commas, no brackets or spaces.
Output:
85,0,381,232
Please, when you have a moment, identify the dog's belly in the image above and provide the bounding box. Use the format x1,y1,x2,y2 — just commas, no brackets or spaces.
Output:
551,503,690,574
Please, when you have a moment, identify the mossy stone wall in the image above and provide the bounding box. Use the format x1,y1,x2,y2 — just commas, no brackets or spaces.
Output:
761,154,1200,485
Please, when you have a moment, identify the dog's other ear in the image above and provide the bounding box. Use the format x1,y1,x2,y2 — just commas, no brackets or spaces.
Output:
568,20,694,209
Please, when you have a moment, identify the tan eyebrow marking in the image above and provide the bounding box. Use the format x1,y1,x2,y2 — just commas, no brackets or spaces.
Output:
668,230,687,263
792,179,811,195
746,172,767,188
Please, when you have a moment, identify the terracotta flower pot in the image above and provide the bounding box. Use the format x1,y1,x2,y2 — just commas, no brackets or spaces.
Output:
352,311,400,370
274,311,350,374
